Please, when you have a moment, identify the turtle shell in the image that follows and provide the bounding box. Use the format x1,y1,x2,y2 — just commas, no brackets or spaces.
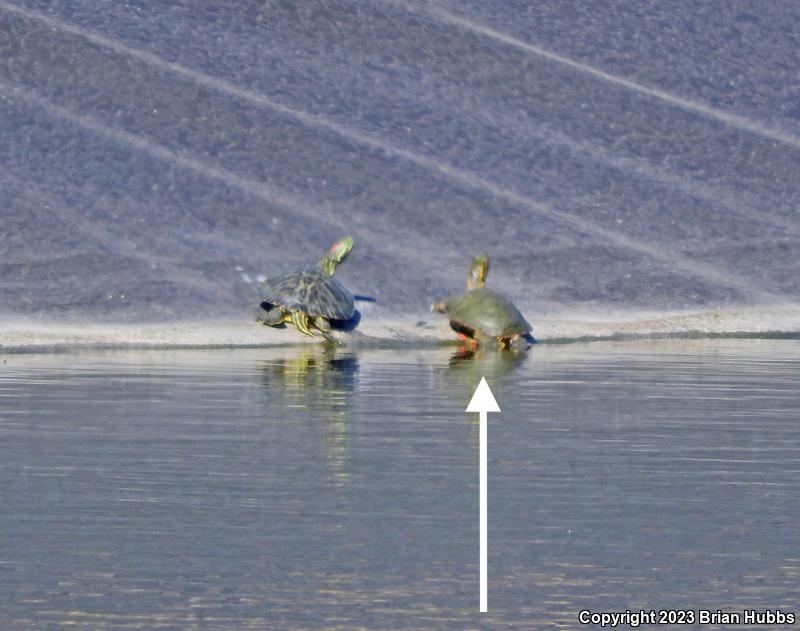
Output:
259,269,355,320
443,288,530,339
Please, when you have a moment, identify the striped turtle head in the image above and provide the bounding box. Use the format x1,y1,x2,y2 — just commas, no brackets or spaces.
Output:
320,236,354,275
467,254,490,289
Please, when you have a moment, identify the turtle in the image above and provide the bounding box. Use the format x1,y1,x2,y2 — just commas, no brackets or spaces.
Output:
256,237,357,338
432,254,533,350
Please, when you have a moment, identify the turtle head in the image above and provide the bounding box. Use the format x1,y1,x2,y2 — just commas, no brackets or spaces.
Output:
321,236,354,275
467,254,489,289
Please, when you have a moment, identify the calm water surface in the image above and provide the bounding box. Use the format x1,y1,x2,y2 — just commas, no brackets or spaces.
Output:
1,339,798,629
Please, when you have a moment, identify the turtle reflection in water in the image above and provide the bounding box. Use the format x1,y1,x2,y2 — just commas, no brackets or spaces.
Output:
257,237,358,339
433,254,533,350
258,346,358,485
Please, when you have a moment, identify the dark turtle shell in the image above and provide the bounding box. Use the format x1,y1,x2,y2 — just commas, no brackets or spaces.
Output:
443,288,530,339
258,269,355,320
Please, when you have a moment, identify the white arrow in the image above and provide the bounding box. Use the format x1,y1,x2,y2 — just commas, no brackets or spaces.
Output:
466,376,500,613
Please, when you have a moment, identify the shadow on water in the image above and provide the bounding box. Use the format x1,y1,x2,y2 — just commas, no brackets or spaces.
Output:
258,346,359,485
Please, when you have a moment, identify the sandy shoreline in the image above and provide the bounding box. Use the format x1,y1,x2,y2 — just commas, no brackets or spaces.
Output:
1,305,799,352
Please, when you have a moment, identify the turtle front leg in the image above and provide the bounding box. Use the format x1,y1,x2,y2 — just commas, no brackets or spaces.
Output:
290,311,314,337
257,305,287,327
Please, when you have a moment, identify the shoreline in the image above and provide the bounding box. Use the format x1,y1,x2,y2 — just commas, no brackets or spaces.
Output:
1,305,799,353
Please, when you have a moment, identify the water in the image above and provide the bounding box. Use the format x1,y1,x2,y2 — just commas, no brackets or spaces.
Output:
2,339,798,628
